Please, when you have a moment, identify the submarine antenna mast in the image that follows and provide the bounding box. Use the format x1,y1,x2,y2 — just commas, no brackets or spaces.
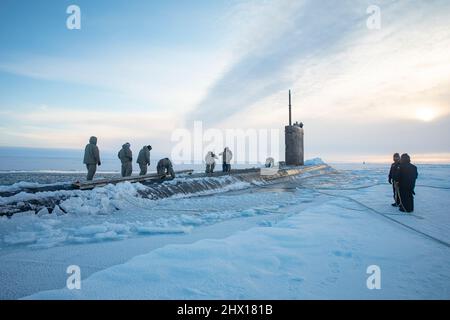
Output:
288,90,292,126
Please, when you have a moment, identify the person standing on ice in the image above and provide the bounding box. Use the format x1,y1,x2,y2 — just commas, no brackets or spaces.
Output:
157,158,175,179
388,153,401,207
137,145,152,176
396,153,418,213
83,136,101,181
205,151,218,174
219,147,233,173
118,143,133,177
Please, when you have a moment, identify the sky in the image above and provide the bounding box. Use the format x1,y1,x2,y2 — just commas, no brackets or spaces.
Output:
0,0,449,163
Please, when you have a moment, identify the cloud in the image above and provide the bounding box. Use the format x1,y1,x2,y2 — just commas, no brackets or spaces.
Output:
1,0,449,160
0,107,179,151
187,0,450,128
186,0,362,125
0,47,230,112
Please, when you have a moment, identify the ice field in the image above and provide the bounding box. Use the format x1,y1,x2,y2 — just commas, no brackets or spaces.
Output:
0,162,449,299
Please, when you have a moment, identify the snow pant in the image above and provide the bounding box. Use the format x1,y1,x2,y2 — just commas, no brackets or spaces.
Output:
392,182,400,205
139,163,148,176
222,163,231,172
399,188,414,212
205,163,215,173
121,162,132,177
86,164,97,181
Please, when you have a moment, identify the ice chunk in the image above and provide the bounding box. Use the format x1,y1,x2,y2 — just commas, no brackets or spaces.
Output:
52,205,65,216
11,210,35,218
135,226,193,235
74,225,109,236
4,232,37,245
37,207,50,217
304,158,325,166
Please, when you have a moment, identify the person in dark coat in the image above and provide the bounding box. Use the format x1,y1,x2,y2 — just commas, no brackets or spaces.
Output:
83,136,101,181
137,145,152,176
388,153,401,206
157,158,175,179
118,143,133,177
396,153,418,213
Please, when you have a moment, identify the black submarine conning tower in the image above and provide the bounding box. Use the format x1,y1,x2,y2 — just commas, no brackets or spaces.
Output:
285,90,304,166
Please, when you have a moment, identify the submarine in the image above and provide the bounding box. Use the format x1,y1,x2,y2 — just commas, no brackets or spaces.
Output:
0,91,331,217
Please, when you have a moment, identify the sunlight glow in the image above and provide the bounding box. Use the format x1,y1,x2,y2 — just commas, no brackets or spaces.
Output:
415,108,437,122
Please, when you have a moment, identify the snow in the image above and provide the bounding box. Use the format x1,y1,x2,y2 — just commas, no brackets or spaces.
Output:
0,189,80,206
135,226,193,235
0,160,449,299
0,181,54,193
26,197,450,299
4,231,38,245
304,157,325,166
0,176,284,249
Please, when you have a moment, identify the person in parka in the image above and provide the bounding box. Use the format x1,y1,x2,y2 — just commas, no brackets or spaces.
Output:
83,136,101,181
205,151,218,174
388,153,401,207
219,147,233,173
265,157,275,168
137,145,152,176
118,143,133,177
157,158,175,179
396,153,418,213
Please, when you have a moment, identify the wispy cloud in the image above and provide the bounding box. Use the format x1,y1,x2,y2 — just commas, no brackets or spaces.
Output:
186,0,363,124
0,47,230,112
0,107,178,151
187,0,450,128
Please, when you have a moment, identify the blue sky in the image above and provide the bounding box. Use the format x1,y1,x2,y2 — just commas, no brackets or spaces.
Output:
0,0,449,163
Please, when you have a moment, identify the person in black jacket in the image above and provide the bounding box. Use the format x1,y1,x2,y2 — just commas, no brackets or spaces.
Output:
396,153,418,213
388,153,401,206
